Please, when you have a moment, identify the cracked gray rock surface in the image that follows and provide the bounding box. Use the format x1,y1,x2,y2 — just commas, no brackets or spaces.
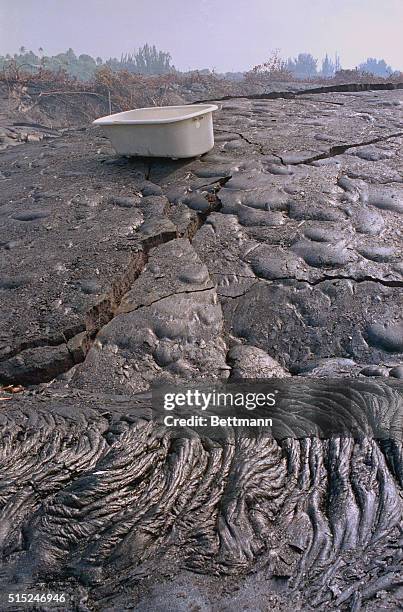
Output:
70,238,228,393
3,88,401,385
1,86,403,610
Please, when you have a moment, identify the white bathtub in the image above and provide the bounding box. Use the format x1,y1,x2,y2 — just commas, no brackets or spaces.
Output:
93,104,218,159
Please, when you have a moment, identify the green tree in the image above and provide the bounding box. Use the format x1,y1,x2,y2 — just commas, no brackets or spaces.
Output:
116,44,175,74
286,53,318,78
321,53,335,77
358,58,393,77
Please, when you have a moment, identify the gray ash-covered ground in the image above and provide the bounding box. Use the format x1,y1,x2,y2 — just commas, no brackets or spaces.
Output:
0,84,403,610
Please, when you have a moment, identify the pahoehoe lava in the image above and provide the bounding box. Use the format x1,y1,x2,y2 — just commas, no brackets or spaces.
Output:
0,383,403,610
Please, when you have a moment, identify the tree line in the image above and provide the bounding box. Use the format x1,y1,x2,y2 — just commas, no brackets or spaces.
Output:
285,53,396,78
0,44,399,81
0,44,175,80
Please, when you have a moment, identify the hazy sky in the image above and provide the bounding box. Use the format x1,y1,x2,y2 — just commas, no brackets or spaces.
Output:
0,0,402,72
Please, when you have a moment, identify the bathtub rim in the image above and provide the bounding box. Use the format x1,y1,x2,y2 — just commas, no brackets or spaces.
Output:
93,104,219,126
